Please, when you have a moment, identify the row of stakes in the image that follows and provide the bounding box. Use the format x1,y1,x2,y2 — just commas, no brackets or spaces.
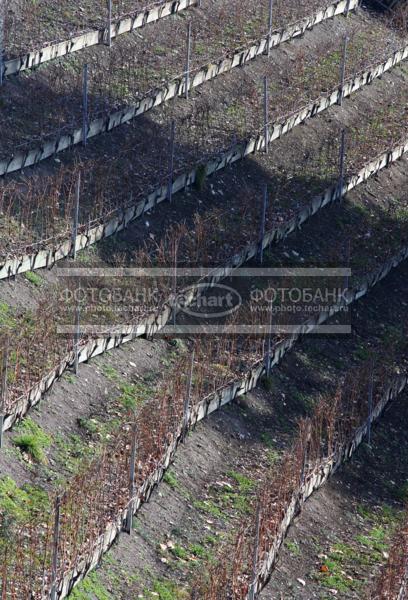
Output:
0,3,358,597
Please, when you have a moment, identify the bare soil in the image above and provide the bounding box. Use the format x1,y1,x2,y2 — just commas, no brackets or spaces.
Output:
1,6,404,153
69,241,408,599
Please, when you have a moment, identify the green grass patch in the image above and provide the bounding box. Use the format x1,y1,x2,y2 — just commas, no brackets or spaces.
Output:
0,301,15,329
286,540,301,556
170,544,189,560
13,418,52,463
24,271,43,287
70,571,113,600
146,579,188,600
0,476,49,528
193,499,223,518
163,469,179,490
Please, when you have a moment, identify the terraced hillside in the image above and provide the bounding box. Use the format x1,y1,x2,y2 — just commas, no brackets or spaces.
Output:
0,0,407,598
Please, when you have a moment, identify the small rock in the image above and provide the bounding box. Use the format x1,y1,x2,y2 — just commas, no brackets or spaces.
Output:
297,578,306,586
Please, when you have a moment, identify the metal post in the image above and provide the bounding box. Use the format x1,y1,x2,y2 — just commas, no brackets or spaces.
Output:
124,424,137,534
73,302,80,375
82,64,89,146
172,242,178,327
0,339,9,449
265,305,273,377
343,239,350,293
50,496,61,600
183,350,195,441
263,76,269,153
248,501,262,600
267,0,273,57
259,185,268,264
0,4,4,87
107,0,112,47
300,424,311,485
185,22,192,100
72,173,81,260
167,120,176,203
338,129,346,201
345,0,351,17
338,36,348,106
367,360,374,446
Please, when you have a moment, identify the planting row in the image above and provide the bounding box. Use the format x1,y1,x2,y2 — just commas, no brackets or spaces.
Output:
73,245,408,599
0,126,407,423
4,0,347,74
0,5,403,173
373,511,408,600
193,366,408,598
3,0,195,64
1,42,408,268
0,0,365,159
0,246,407,598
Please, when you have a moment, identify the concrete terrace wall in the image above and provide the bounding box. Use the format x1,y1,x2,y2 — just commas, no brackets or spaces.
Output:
0,0,359,176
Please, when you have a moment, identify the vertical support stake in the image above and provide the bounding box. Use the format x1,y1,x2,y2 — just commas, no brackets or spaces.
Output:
50,496,61,600
263,76,269,154
248,501,262,600
338,35,348,106
167,120,176,203
172,241,178,327
183,350,195,441
259,184,268,264
338,129,346,201
73,302,80,375
107,0,112,47
0,4,4,87
124,423,137,534
72,173,81,260
265,305,273,378
185,22,192,100
343,239,351,293
367,360,374,446
82,64,89,146
267,0,273,57
0,339,9,449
